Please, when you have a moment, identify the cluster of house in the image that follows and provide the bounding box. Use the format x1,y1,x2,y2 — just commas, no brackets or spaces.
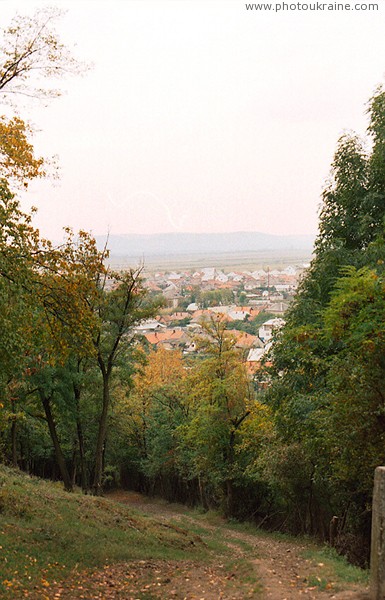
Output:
133,304,286,375
144,265,306,308
131,264,309,376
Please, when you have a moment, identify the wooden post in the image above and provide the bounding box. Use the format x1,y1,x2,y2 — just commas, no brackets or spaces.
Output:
329,515,339,548
371,467,385,599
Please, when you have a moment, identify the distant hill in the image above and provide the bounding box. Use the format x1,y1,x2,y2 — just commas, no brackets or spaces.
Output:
95,232,315,259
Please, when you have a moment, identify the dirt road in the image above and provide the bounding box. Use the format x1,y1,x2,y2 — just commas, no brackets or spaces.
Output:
45,490,371,599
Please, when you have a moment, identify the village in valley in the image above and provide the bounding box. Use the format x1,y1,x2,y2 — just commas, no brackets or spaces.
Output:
132,262,309,376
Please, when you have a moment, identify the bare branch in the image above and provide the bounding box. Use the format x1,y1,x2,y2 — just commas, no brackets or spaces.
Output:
0,7,90,106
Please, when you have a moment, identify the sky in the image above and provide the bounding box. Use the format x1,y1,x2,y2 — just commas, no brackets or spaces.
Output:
1,0,385,240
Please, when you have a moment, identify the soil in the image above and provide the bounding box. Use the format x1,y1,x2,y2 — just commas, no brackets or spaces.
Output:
42,491,371,600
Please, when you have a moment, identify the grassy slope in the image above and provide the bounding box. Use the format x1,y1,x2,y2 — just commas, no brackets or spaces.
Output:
0,467,368,598
0,466,206,598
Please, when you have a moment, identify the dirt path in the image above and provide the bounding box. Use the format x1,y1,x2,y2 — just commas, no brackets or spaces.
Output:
44,491,370,600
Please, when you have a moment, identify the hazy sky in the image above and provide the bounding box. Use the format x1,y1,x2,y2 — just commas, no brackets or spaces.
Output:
1,0,385,240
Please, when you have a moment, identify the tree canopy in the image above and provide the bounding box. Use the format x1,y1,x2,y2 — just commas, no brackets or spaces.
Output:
0,7,86,103
261,86,385,563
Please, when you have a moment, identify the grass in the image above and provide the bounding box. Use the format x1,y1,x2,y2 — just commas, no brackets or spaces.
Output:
223,557,263,595
0,466,208,598
306,575,330,590
302,545,369,587
225,517,368,586
172,515,232,555
0,466,369,598
177,508,369,592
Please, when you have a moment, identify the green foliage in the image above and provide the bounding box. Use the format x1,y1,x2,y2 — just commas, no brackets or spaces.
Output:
226,311,275,335
261,86,385,561
119,319,261,513
195,288,234,308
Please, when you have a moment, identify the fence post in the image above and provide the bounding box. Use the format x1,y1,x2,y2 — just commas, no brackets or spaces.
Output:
371,467,385,599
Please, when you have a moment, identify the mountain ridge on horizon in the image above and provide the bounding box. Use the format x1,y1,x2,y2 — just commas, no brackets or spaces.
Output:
95,231,315,258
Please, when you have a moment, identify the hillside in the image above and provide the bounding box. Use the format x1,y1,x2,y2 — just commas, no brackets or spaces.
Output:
0,466,204,598
0,467,369,599
95,231,315,258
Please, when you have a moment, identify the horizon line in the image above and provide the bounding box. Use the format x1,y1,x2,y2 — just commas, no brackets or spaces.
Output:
93,230,317,238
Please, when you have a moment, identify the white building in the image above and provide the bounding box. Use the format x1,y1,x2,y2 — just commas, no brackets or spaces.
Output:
259,318,285,342
186,302,199,312
215,270,229,283
134,320,166,333
202,268,216,281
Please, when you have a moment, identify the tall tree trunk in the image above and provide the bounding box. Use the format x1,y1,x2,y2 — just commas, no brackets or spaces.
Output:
92,372,110,495
40,391,73,492
76,416,87,491
225,479,234,517
11,419,17,467
198,475,204,507
10,398,18,467
74,381,87,491
71,442,77,487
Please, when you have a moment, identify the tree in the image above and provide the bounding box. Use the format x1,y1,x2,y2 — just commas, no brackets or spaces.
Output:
0,4,93,401
0,6,93,484
0,179,40,401
0,7,86,103
91,268,158,494
0,9,122,496
0,7,88,191
0,189,106,490
114,347,189,496
262,85,385,558
177,315,253,513
0,117,45,185
33,231,106,491
322,267,385,493
238,291,247,305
